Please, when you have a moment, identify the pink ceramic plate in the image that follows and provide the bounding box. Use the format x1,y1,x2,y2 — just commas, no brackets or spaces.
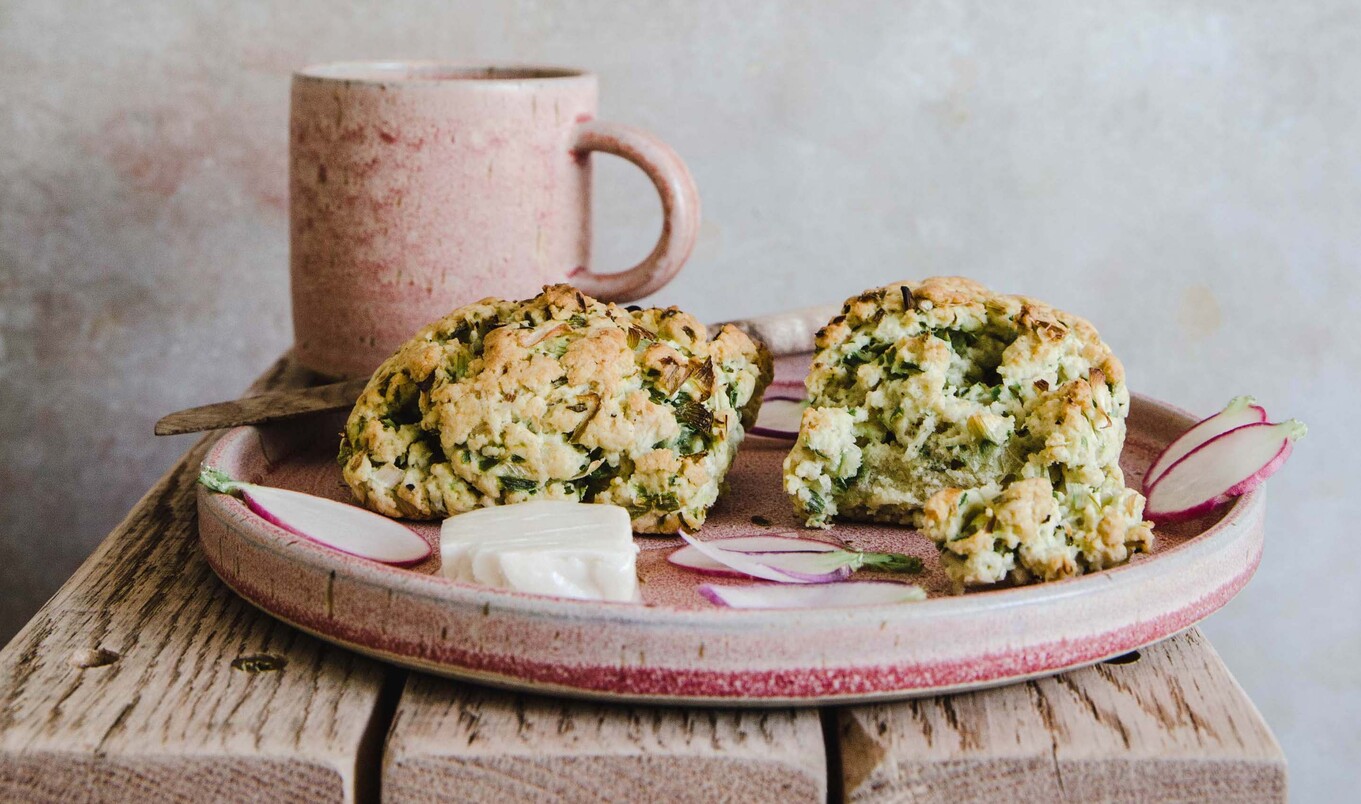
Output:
197,357,1264,706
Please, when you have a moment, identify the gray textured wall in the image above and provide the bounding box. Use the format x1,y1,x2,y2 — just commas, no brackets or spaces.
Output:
1,1,1356,796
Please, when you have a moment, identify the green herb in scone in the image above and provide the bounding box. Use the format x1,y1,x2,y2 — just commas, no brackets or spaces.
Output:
339,284,773,534
783,277,1153,589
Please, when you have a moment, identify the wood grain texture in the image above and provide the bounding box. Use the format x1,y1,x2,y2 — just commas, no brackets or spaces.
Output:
0,348,1289,804
382,674,827,803
0,358,396,803
836,629,1286,803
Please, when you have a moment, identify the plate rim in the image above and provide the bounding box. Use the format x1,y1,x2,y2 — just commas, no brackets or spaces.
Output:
197,391,1265,703
198,395,1257,627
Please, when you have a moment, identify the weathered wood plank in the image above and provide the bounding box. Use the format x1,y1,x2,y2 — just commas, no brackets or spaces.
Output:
836,628,1286,803
383,674,828,803
0,348,1290,803
0,358,397,803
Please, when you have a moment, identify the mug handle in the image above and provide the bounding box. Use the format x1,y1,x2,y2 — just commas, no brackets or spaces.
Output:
569,121,700,302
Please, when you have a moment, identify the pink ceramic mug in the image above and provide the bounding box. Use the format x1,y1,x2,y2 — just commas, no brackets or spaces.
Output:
289,62,700,377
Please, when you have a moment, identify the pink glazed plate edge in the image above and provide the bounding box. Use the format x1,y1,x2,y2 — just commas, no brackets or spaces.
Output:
197,390,1264,706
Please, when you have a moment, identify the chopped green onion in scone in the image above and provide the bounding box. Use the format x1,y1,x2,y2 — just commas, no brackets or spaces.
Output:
339,285,773,534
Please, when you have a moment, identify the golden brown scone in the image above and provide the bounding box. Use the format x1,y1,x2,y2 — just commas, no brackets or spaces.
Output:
783,277,1152,588
340,285,772,533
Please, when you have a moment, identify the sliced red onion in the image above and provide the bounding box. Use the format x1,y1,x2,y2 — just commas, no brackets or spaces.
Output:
698,581,926,609
667,535,840,578
679,534,841,554
673,532,921,584
754,552,860,583
764,379,807,398
1144,396,1268,491
749,396,806,440
199,466,431,565
677,531,815,583
1145,419,1304,522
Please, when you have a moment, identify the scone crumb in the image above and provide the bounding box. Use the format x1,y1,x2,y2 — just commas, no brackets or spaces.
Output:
784,277,1154,588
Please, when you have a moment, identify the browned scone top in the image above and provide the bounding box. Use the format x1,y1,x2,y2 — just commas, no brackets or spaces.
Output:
340,284,772,533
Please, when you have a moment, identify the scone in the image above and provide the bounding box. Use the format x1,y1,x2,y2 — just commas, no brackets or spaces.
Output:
783,277,1153,587
340,284,773,533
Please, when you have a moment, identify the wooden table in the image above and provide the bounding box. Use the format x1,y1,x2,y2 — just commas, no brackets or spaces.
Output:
0,359,1287,803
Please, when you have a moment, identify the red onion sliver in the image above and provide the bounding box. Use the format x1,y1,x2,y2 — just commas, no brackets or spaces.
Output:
666,535,839,577
677,531,810,583
750,397,806,441
689,535,840,554
673,533,857,583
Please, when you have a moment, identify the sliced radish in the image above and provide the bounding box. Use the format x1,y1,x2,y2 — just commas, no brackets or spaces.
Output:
1145,420,1305,522
1144,396,1268,491
673,532,921,583
750,396,806,440
698,581,926,609
199,466,431,565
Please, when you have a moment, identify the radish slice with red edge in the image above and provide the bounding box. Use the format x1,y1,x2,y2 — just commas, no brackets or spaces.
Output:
673,532,922,583
749,396,806,440
199,466,431,565
698,581,926,609
1144,396,1268,491
1144,419,1305,522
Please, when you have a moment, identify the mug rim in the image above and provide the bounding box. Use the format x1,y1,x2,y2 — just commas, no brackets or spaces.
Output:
295,61,595,85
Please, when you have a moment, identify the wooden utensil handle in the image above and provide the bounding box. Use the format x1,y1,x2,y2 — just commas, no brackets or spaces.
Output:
714,304,838,357
154,377,371,436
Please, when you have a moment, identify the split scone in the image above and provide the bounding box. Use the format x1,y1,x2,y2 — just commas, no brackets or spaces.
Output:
783,277,1153,588
340,285,772,533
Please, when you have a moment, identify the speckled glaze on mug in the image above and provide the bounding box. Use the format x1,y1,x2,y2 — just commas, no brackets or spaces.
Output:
290,62,700,378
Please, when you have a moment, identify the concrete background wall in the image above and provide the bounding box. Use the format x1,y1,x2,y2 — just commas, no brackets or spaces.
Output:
1,1,1355,797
